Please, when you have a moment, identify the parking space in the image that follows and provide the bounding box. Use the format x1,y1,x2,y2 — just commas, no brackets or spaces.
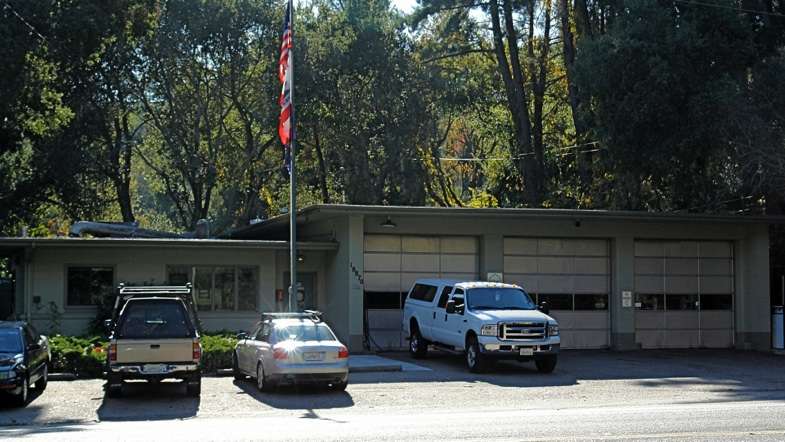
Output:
1,350,784,431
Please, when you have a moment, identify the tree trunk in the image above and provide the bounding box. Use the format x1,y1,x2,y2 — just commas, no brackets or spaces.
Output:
529,0,552,194
489,0,541,206
313,127,331,204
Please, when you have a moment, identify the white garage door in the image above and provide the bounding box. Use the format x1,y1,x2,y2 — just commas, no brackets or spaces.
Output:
504,238,611,349
634,241,734,349
363,234,479,349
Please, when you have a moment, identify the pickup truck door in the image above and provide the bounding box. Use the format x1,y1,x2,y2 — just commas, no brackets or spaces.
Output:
429,286,453,344
443,289,467,349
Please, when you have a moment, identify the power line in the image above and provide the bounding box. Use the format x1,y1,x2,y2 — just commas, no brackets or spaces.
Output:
2,2,47,42
673,0,785,18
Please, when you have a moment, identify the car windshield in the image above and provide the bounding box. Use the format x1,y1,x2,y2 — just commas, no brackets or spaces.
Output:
466,288,536,311
117,300,194,339
0,329,22,353
274,323,336,342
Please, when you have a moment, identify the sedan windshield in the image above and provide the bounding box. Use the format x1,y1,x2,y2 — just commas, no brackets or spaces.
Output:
274,324,336,342
467,288,536,311
0,329,22,353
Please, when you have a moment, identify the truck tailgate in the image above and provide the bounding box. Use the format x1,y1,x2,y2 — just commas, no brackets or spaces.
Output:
115,339,194,363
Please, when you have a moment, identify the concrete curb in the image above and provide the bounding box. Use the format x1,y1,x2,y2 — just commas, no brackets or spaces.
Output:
349,365,402,373
49,373,79,381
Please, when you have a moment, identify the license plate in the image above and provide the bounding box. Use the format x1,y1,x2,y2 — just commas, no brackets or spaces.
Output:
143,364,167,374
303,352,324,361
519,348,534,356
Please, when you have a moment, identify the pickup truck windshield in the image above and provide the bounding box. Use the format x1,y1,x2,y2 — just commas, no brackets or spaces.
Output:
0,329,22,353
467,288,536,311
117,300,194,339
274,324,336,342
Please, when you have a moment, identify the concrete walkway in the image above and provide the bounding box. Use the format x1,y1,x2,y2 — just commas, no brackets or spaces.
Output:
349,355,431,373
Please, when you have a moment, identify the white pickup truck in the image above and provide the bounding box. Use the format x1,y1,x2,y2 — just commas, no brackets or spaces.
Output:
402,279,560,373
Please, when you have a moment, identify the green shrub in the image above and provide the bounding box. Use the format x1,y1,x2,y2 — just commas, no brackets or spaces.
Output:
48,334,237,377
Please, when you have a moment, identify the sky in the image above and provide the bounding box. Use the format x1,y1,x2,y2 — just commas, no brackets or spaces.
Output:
392,0,417,13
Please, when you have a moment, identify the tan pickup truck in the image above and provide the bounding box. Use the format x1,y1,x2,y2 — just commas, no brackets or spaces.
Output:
105,285,202,397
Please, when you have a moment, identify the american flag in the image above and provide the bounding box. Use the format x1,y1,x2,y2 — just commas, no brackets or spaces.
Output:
278,0,294,172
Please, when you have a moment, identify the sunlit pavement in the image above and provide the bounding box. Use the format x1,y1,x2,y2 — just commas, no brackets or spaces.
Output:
1,350,785,441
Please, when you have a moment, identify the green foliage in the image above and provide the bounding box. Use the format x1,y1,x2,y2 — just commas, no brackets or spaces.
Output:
199,334,238,373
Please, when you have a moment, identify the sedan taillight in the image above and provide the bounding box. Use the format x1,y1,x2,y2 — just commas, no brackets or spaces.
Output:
337,346,349,359
273,347,288,360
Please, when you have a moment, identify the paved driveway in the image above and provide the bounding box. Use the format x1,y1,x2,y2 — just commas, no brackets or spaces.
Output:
0,350,784,439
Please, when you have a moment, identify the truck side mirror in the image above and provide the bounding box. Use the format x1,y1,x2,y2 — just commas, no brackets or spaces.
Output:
104,319,114,333
538,301,550,315
446,300,456,314
236,332,248,340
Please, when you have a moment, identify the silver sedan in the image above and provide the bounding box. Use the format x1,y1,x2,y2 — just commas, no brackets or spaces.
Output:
233,317,349,391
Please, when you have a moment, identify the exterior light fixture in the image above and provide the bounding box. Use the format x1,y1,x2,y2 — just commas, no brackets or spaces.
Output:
297,254,305,264
380,217,397,228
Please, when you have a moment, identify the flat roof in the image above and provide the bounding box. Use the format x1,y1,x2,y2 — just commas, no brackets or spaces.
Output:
0,237,338,251
230,204,783,239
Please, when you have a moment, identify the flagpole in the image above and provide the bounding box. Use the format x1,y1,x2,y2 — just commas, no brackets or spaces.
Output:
287,0,297,313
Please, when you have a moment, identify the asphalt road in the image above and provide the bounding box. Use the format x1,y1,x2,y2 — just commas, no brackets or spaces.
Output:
1,350,785,441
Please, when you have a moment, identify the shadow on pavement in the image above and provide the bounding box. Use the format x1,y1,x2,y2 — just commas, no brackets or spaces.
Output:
0,384,49,426
96,380,200,422
352,349,785,402
233,379,355,413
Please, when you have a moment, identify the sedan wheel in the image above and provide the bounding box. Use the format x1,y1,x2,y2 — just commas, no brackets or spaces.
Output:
15,376,29,407
35,364,48,390
256,364,273,392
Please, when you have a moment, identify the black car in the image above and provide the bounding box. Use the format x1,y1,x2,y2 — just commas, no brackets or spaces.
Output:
0,322,50,406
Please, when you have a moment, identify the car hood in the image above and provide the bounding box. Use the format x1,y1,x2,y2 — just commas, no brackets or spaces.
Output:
0,352,22,367
471,309,554,323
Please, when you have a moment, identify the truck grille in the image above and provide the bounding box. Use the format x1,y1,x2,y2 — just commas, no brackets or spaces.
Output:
500,322,546,340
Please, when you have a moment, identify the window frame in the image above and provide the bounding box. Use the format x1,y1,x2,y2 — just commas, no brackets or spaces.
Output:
64,264,116,309
166,264,259,313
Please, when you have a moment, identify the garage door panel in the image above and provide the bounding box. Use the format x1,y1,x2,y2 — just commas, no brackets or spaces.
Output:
700,276,733,294
364,273,401,292
665,241,699,257
635,258,663,275
400,273,435,290
365,235,401,253
537,275,574,293
635,241,664,257
441,254,478,273
551,311,608,329
567,330,609,349
440,272,477,282
664,258,699,275
402,237,439,253
401,254,439,272
665,330,699,348
575,257,609,274
701,329,733,348
665,311,699,329
701,258,733,276
504,238,538,255
635,311,665,329
665,276,699,294
504,257,538,274
364,253,401,272
441,237,478,254
367,330,403,349
700,242,732,258
635,276,664,294
636,330,665,349
505,274,537,292
574,275,608,293
573,240,609,256
700,310,733,329
367,309,403,329
538,257,574,274
537,239,575,256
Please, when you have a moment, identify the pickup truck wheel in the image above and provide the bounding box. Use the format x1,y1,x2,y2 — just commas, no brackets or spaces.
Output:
186,377,201,397
409,327,428,359
232,352,244,380
535,355,557,374
466,336,488,373
35,364,48,391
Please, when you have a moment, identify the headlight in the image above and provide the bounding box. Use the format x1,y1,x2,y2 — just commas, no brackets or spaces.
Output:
480,324,498,336
548,324,559,336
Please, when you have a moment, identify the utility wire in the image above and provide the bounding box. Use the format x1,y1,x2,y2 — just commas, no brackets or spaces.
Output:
2,2,47,42
673,0,785,18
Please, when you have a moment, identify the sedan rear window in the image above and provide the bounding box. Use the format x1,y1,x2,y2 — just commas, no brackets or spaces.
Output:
274,324,336,342
117,300,194,339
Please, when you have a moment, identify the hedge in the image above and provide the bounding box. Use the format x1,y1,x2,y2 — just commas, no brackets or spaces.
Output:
48,333,238,378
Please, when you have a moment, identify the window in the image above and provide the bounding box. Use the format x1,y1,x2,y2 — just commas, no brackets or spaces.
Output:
437,286,453,309
273,323,336,342
666,294,698,310
364,291,405,309
67,266,114,306
574,294,609,311
117,300,194,339
167,265,258,312
538,294,573,310
700,294,732,310
409,284,438,302
636,293,664,310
